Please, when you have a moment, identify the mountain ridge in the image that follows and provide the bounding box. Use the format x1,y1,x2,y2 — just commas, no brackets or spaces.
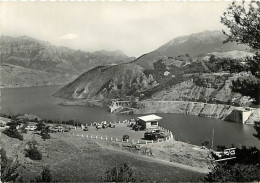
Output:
156,30,250,57
0,35,135,88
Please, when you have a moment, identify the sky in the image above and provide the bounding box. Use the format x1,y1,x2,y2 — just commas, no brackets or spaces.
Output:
0,1,232,57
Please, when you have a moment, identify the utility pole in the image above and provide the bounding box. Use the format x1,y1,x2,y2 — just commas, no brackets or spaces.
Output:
211,128,214,150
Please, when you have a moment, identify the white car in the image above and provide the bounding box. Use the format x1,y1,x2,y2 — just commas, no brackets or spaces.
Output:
25,126,37,131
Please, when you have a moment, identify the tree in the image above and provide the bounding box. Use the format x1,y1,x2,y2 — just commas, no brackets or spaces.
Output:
25,141,42,160
1,149,22,182
254,122,260,140
36,121,45,131
221,1,260,104
153,59,166,71
221,1,260,49
232,75,260,104
2,123,23,141
204,163,260,182
32,166,52,182
101,163,138,182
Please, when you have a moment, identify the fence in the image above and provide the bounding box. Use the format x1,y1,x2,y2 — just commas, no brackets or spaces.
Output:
69,132,173,145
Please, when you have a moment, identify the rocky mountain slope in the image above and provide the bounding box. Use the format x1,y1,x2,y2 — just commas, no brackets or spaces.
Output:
54,30,256,108
157,30,250,57
200,50,255,61
0,35,134,87
54,63,157,100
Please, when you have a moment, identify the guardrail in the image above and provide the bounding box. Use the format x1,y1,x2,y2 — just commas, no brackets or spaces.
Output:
69,132,173,145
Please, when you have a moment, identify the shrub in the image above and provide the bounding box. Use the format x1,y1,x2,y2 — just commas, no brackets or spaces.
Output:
232,75,260,104
25,148,42,160
32,166,52,182
36,121,46,131
20,123,28,134
1,148,22,182
204,163,260,182
101,163,138,182
41,132,51,140
2,124,23,141
25,141,42,160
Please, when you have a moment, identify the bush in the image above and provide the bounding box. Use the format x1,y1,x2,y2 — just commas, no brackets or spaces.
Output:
20,124,28,134
204,145,260,182
41,132,50,140
1,148,22,182
204,163,260,182
25,148,42,160
232,75,260,104
32,166,52,182
25,141,42,160
101,163,138,182
2,124,23,141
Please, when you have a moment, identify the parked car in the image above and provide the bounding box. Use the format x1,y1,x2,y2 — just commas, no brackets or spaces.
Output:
144,129,166,140
132,124,143,131
96,125,102,130
55,126,64,132
25,126,37,131
83,126,88,131
122,135,130,141
50,127,58,133
64,128,70,132
109,123,115,128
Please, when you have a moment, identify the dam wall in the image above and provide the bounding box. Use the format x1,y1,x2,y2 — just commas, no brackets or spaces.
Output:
132,101,260,124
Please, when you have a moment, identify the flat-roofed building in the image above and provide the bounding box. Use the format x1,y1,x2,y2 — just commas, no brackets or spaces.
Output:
137,114,162,129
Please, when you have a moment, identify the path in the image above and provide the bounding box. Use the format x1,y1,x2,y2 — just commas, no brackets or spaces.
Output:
103,144,211,174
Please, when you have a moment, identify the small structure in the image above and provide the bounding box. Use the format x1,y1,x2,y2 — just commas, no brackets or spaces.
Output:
137,114,162,130
229,108,252,123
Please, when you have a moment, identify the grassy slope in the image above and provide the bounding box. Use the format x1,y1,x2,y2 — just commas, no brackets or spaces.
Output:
1,132,204,182
1,63,78,88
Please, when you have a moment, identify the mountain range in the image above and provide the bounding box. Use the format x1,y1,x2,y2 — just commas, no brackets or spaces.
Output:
0,35,134,87
1,30,255,106
157,30,250,57
54,30,255,107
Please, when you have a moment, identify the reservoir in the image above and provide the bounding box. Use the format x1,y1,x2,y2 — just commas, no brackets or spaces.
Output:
1,86,259,149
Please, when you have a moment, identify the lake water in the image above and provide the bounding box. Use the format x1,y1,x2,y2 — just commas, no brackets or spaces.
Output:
1,86,259,149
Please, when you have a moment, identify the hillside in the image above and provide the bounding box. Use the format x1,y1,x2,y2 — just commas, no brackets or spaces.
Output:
157,30,250,57
0,63,78,88
0,35,134,87
200,50,255,61
54,30,257,107
54,63,157,100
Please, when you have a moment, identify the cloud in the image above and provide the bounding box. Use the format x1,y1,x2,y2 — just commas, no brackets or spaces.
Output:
59,33,78,40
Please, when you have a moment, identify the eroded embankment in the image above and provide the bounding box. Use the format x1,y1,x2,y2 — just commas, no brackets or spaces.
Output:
133,101,260,124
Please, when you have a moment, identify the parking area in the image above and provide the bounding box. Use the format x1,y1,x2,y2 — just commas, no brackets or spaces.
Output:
70,123,145,141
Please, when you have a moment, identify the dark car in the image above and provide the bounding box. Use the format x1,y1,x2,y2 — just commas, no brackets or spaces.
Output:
132,124,144,131
122,135,130,141
144,129,166,140
109,123,115,128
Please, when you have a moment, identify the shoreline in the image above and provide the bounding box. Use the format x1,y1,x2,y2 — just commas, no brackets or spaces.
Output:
57,99,260,125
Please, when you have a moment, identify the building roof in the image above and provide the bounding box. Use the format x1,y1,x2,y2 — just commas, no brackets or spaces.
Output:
137,114,162,122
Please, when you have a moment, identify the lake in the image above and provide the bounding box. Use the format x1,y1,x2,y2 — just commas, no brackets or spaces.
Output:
1,86,259,149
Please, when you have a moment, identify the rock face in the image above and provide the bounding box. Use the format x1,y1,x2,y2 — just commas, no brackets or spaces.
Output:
0,35,134,88
150,73,250,106
134,101,258,123
157,30,249,57
54,63,157,100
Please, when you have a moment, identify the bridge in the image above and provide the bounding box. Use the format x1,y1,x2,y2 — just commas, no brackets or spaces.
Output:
109,100,136,113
